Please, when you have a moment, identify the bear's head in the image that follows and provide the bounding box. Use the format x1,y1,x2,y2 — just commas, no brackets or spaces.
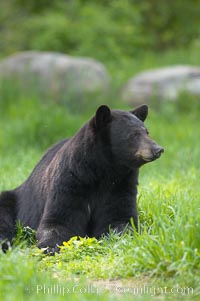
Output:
93,105,164,169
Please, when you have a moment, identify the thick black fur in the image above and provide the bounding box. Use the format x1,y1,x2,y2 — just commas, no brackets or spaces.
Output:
0,105,163,253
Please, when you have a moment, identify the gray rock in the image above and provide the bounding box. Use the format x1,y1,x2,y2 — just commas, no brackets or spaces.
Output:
122,65,200,105
0,51,110,102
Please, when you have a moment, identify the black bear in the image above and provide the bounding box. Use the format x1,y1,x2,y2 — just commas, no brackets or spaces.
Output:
0,105,163,253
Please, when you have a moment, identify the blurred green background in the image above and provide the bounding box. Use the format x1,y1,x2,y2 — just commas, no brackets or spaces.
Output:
1,0,200,59
1,0,200,78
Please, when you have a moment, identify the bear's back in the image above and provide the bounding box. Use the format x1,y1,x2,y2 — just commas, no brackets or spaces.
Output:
15,138,69,229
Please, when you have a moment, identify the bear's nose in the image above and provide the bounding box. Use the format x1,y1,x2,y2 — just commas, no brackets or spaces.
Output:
154,146,164,158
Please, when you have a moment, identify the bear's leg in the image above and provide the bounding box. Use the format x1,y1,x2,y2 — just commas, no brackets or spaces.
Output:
91,192,138,238
36,224,76,254
0,191,17,253
92,218,137,239
36,209,89,254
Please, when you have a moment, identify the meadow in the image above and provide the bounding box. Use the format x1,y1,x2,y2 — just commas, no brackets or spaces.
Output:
0,1,200,300
0,81,200,301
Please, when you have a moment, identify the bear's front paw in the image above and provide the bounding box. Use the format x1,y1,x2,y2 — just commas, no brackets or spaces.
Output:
43,245,60,255
37,242,60,255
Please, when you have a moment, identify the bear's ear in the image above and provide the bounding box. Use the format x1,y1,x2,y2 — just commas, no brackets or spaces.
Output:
131,104,148,122
95,105,112,129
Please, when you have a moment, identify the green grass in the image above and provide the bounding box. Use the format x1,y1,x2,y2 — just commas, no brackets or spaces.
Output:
0,89,200,301
1,2,200,298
